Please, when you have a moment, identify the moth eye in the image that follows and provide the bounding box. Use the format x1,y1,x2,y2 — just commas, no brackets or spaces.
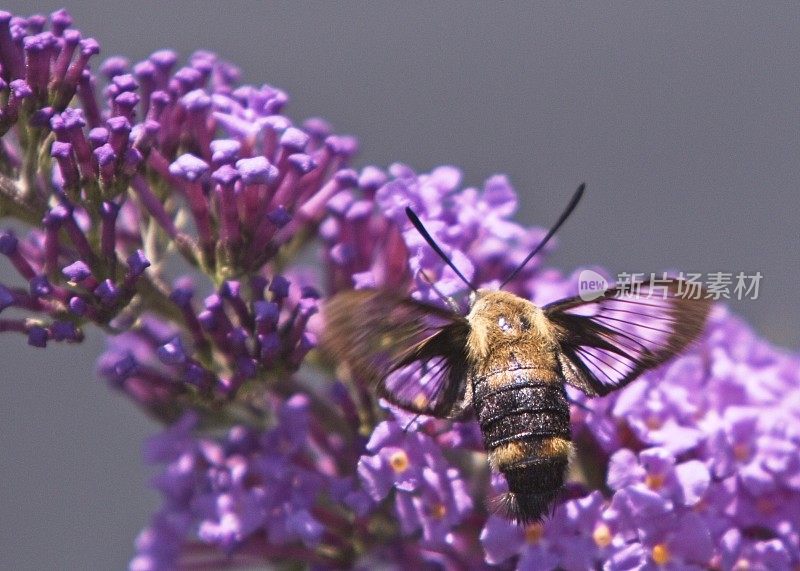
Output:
498,315,513,333
519,315,531,331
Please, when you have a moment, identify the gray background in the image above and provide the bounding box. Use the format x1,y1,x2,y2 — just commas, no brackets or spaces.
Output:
1,2,798,569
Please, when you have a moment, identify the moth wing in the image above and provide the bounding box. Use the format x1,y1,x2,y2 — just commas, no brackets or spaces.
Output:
543,279,711,396
324,289,470,417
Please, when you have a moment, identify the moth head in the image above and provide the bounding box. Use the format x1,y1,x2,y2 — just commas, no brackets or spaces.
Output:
467,290,554,358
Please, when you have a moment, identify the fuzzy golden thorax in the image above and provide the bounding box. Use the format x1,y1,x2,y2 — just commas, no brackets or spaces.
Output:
465,290,560,379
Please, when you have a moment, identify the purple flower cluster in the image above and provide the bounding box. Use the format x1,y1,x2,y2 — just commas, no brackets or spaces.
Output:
0,9,356,420
477,303,800,570
358,421,473,547
619,310,800,568
130,396,348,570
2,9,799,570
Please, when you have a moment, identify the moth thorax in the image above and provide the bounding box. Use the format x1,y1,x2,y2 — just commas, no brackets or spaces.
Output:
467,290,559,374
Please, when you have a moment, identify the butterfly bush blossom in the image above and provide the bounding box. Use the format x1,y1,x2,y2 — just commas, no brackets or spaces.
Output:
1,10,798,570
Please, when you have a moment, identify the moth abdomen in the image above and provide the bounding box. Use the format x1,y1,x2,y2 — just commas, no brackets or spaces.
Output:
473,369,572,523
494,453,570,523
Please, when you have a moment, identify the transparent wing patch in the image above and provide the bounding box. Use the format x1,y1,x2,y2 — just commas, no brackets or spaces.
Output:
324,289,470,416
543,279,711,396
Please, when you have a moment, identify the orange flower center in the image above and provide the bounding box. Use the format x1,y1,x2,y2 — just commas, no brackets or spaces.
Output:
645,415,663,430
592,523,612,548
525,522,544,544
389,450,409,473
412,393,428,410
651,543,670,565
645,473,665,491
733,443,750,461
430,503,447,519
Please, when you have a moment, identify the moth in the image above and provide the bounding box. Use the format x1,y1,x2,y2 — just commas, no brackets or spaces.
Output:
324,184,711,523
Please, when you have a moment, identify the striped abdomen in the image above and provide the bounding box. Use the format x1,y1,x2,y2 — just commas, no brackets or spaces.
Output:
472,366,571,523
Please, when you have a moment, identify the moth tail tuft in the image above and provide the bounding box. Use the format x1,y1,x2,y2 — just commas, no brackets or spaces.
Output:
491,491,558,525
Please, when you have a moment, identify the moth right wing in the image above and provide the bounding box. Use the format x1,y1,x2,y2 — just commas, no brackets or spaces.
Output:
543,279,711,397
323,289,471,417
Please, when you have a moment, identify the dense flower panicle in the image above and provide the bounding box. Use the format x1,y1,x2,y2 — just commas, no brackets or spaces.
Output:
481,490,613,570
2,9,799,571
370,165,552,302
0,10,355,420
130,397,346,570
358,421,473,545
322,164,557,317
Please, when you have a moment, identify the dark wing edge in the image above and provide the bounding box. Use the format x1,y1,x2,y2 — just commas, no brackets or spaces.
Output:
323,289,470,417
543,279,712,397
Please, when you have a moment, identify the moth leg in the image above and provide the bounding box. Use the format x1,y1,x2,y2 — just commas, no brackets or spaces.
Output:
400,400,474,433
376,383,455,418
402,413,423,433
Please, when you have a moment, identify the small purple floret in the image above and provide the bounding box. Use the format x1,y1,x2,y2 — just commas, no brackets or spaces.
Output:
27,325,48,348
62,260,91,281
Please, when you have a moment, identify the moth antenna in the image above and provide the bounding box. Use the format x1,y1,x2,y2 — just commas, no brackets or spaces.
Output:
500,183,586,288
415,269,461,312
405,207,477,293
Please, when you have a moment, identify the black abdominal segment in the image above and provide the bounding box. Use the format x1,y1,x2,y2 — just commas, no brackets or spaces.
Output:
475,377,570,447
472,368,571,523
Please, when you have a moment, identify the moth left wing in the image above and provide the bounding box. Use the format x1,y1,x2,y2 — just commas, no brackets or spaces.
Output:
324,289,471,417
543,279,711,397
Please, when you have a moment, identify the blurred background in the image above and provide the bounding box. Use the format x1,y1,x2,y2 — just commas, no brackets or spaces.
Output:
1,2,798,569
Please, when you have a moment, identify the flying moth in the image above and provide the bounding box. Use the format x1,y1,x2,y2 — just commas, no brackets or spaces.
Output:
324,184,711,523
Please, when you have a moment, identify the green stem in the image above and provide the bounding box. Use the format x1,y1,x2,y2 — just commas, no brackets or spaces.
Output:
0,174,45,225
132,273,186,325
22,127,46,202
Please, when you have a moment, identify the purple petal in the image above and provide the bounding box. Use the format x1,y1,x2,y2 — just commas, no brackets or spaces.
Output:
607,449,644,490
357,455,392,501
674,460,710,506
482,174,517,217
518,547,561,571
668,512,713,564
605,542,647,571
169,154,209,181
479,516,523,565
62,260,91,281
